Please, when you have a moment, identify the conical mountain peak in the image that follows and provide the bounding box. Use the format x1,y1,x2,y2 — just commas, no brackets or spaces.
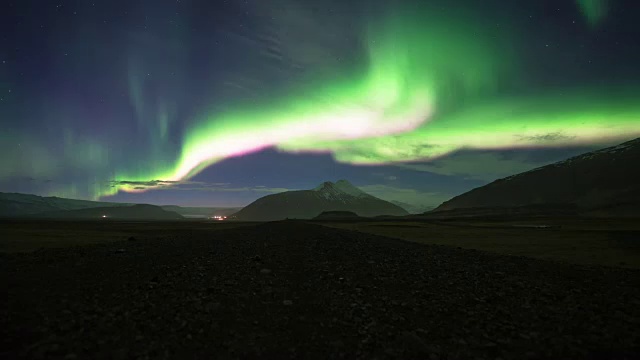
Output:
313,181,336,192
334,180,370,198
312,180,371,198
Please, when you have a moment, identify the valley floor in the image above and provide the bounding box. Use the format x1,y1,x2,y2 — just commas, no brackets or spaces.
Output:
0,219,257,253
2,221,639,359
322,217,640,269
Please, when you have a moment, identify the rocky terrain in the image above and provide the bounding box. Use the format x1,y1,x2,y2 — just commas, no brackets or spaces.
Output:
2,221,639,359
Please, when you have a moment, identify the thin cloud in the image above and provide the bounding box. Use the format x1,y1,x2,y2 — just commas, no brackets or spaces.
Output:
516,132,575,143
358,184,451,208
396,151,560,181
371,172,398,181
110,179,292,193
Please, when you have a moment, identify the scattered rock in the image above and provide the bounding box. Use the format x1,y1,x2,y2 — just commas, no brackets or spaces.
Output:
3,221,639,359
398,331,429,354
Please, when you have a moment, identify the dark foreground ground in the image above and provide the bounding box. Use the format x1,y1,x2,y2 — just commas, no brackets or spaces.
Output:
2,221,640,359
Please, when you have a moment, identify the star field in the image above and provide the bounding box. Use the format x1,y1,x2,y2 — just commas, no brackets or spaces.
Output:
1,0,639,207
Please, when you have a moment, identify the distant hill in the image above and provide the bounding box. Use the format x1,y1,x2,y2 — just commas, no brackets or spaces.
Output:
160,206,242,218
0,192,239,218
313,211,361,220
0,192,133,217
31,204,183,220
232,180,408,221
433,137,640,217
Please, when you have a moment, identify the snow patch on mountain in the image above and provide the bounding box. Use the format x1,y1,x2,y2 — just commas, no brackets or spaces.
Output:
313,180,372,201
334,180,372,198
502,138,640,182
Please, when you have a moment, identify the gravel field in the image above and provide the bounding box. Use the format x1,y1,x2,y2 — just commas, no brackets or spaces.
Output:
2,221,640,359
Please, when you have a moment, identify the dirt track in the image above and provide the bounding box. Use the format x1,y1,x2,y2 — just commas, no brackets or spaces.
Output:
2,221,639,359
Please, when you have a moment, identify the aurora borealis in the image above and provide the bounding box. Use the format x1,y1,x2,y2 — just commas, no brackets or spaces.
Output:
2,0,639,207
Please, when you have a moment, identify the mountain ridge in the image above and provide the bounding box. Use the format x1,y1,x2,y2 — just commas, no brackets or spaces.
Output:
433,137,640,216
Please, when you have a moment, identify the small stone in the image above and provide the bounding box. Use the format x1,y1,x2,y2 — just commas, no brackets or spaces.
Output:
115,248,126,254
205,302,221,312
260,268,272,275
283,300,293,306
398,331,428,353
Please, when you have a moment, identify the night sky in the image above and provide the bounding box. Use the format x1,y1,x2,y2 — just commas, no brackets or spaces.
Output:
1,0,639,207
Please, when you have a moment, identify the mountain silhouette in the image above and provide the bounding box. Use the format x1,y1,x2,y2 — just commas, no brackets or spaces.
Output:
233,180,408,221
433,137,640,217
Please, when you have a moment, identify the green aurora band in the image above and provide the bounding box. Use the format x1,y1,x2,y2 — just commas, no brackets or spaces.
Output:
69,3,640,198
278,88,640,164
576,0,608,26
111,7,506,194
